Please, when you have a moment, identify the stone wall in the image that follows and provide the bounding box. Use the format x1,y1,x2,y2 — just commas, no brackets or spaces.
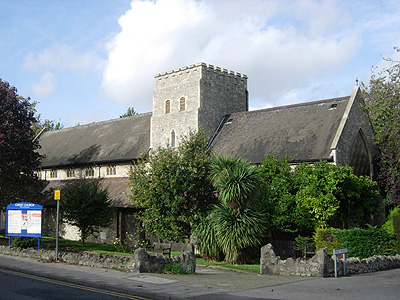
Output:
0,246,196,274
260,243,400,277
132,248,196,274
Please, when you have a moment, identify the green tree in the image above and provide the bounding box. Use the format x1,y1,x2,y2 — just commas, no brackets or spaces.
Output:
0,79,43,209
293,161,379,230
361,48,400,205
259,154,298,233
119,107,138,118
210,156,262,210
128,130,216,242
62,180,114,247
205,156,268,264
259,156,379,232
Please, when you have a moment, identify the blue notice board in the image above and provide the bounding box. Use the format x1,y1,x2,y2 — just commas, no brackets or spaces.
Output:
6,202,43,238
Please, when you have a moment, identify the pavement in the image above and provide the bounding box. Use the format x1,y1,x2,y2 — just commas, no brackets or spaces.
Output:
1,253,400,300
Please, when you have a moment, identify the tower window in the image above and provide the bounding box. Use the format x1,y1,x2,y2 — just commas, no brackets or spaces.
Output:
171,130,176,148
165,100,170,114
179,97,185,111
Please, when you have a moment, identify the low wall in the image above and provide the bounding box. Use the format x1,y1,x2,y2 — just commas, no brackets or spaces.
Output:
132,248,196,273
260,243,400,277
0,246,196,274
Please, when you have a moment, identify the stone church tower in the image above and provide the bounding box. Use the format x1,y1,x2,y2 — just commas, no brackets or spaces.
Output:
151,62,248,149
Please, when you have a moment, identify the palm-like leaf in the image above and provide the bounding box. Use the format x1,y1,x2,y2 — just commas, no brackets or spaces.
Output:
210,156,261,208
212,202,268,263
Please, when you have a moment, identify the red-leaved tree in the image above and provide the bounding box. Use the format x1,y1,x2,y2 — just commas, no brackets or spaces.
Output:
0,79,42,209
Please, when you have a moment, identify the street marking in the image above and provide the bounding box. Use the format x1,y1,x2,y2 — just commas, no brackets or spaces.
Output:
0,268,149,300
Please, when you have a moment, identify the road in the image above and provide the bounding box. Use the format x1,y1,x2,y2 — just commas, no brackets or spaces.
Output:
0,269,150,300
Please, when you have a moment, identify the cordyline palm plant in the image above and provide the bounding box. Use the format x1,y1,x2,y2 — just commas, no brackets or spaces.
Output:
201,156,268,264
210,156,262,211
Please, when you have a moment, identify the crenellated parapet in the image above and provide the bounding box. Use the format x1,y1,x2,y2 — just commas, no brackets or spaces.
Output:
154,62,248,80
151,62,248,149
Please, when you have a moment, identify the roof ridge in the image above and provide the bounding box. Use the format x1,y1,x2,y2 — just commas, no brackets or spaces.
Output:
231,96,350,116
43,112,152,134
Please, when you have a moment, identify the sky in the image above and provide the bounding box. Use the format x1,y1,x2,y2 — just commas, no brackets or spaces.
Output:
1,0,399,128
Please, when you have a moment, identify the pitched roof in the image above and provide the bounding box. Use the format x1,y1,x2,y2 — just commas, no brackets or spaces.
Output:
210,96,350,164
41,178,133,208
38,113,151,168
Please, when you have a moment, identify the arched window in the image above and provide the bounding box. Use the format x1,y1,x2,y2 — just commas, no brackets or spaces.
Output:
106,165,116,176
179,97,185,111
85,167,94,177
50,170,57,178
165,100,170,114
171,130,176,148
66,169,75,178
348,129,372,177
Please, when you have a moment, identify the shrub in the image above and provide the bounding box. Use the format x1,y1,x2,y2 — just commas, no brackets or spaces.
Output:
294,235,313,258
315,226,396,258
392,208,400,253
12,237,38,248
381,207,400,234
163,263,184,274
192,216,223,261
113,233,149,253
314,228,340,254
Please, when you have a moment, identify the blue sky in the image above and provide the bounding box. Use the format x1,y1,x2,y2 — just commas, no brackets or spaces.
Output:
1,0,399,128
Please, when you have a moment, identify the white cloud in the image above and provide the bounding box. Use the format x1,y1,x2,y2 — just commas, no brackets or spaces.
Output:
29,72,57,99
100,0,369,112
22,43,104,75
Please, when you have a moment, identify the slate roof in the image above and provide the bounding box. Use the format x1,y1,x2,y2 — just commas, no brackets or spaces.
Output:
41,178,133,208
38,113,151,168
210,96,350,164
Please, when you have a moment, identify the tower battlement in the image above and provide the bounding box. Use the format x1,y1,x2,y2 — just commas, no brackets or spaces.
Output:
154,62,248,80
151,62,248,149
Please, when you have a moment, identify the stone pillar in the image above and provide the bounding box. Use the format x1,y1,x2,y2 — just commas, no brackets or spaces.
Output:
260,243,280,275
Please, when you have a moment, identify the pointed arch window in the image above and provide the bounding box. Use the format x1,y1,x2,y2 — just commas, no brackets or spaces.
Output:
165,100,170,114
171,130,176,148
85,167,94,177
348,129,371,177
179,97,186,111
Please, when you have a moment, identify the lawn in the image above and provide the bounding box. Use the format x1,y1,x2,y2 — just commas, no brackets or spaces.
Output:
1,236,260,274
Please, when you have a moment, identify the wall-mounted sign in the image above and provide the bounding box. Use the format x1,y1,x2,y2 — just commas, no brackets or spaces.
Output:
6,202,42,238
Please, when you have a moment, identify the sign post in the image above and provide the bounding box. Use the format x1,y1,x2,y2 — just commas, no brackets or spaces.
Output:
333,247,349,277
6,202,43,249
54,190,60,262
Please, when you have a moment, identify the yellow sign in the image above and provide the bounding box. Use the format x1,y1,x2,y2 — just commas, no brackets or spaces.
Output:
54,190,60,200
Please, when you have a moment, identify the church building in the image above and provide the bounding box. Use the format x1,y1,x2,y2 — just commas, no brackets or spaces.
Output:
36,63,378,244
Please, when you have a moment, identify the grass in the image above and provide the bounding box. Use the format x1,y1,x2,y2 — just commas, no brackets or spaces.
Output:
1,236,260,274
196,256,260,273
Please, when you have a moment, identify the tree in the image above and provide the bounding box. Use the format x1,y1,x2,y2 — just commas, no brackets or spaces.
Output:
120,107,138,118
62,180,114,247
28,100,63,137
293,161,379,230
259,155,298,234
198,156,268,264
361,48,400,205
128,130,216,242
259,156,379,233
210,155,262,210
0,79,43,209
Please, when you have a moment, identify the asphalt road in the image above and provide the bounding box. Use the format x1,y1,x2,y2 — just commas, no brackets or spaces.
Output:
0,269,150,300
